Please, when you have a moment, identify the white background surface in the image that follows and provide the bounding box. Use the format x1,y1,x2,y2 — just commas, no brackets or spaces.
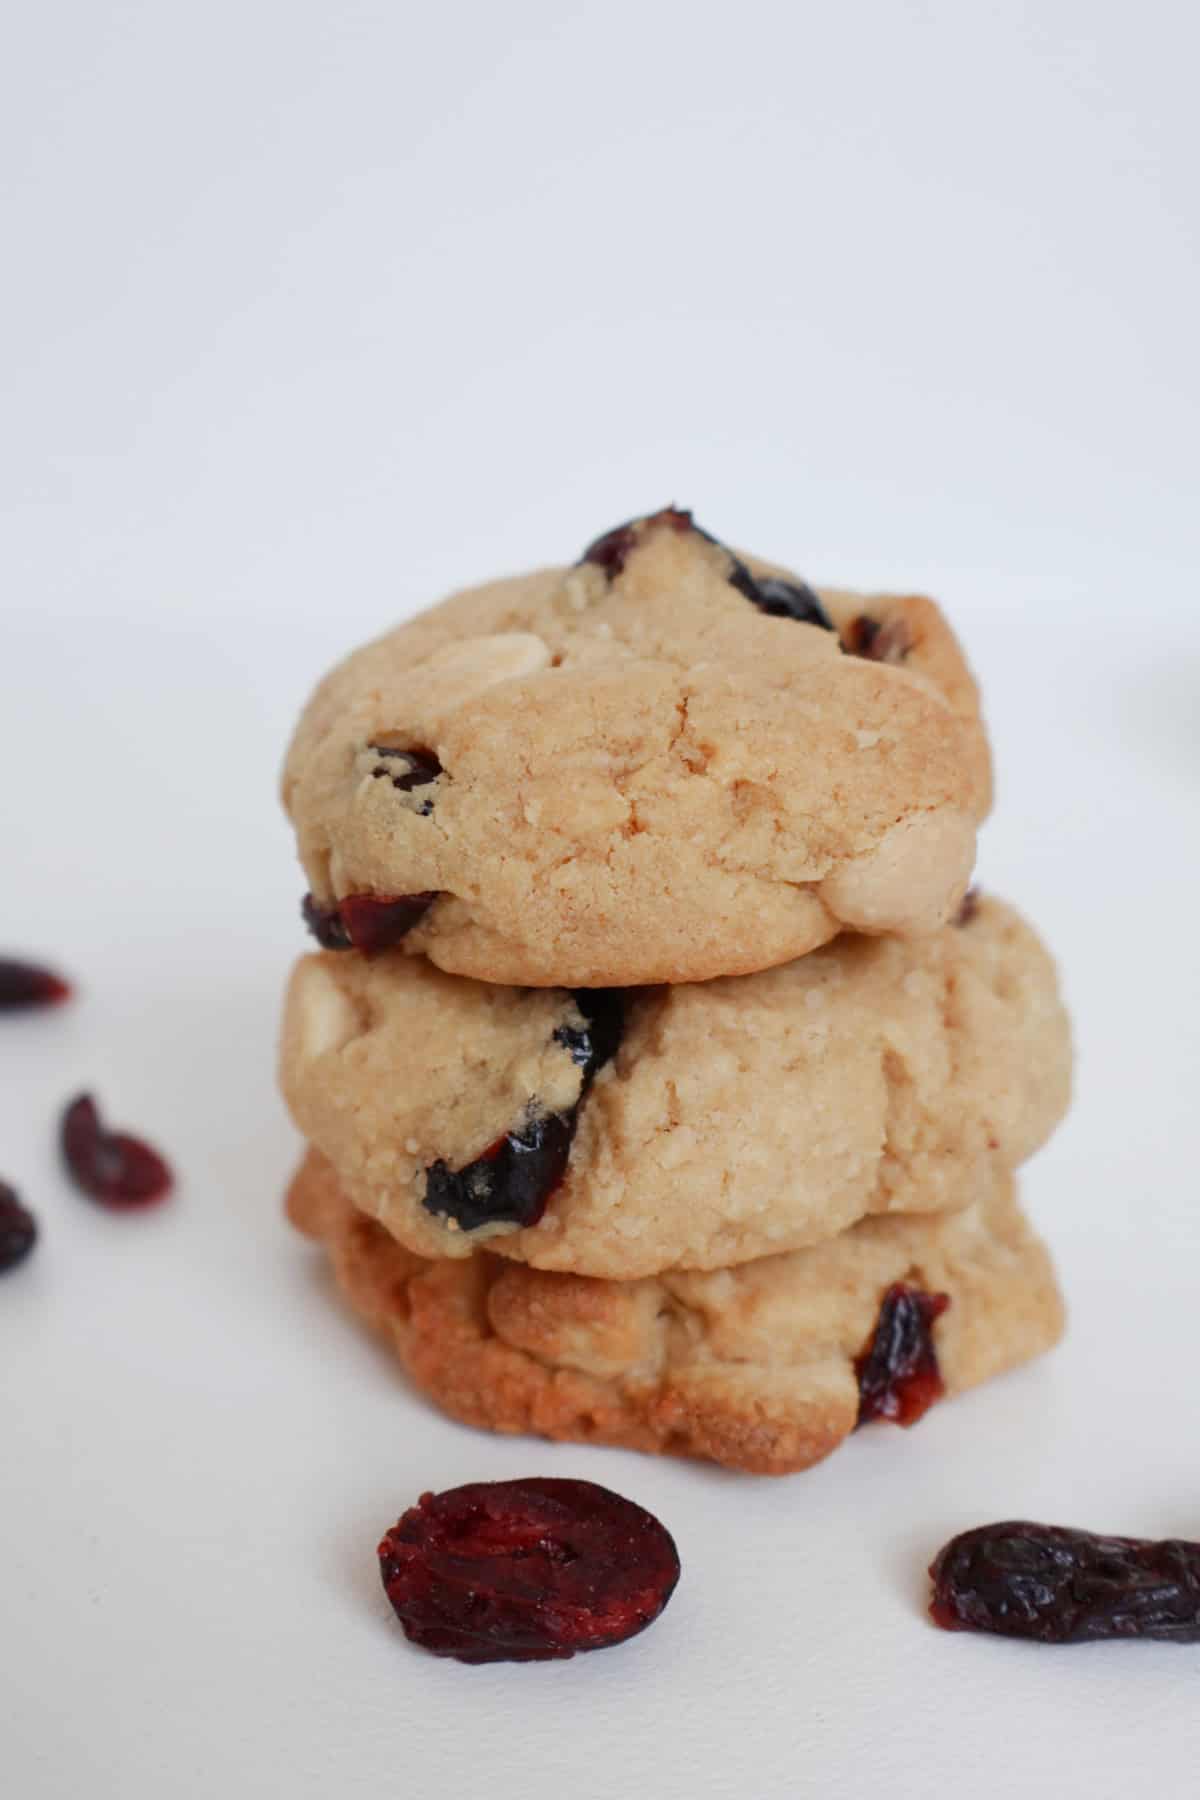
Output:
3,4,1199,1796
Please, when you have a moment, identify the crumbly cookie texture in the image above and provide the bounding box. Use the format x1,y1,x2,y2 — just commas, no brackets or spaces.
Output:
282,509,992,986
287,1151,1064,1477
278,893,1071,1278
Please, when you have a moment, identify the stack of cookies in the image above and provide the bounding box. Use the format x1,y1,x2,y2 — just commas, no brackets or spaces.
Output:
279,508,1071,1475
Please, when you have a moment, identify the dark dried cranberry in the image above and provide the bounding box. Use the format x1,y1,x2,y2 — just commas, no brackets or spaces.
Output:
553,988,626,1071
954,887,980,927
844,615,881,657
855,1283,950,1427
301,891,437,955
739,574,834,629
60,1093,173,1209
423,990,625,1232
378,1477,680,1663
580,519,638,576
579,506,692,576
930,1521,1200,1644
845,614,911,663
424,1113,574,1234
301,893,352,950
579,509,834,633
370,745,442,814
0,957,72,1012
0,1182,37,1272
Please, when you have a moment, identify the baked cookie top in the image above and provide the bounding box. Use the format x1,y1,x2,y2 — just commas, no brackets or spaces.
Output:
288,1151,1065,1478
283,507,992,986
279,893,1071,1278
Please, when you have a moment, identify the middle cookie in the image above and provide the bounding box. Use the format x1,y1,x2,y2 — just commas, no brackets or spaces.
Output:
280,893,1071,1279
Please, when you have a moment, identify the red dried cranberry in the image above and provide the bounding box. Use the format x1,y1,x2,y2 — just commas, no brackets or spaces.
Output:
0,1181,38,1272
580,519,639,577
855,1283,950,1427
954,887,980,927
339,892,437,953
60,1093,173,1209
378,1477,680,1663
844,615,881,657
579,510,834,632
845,614,911,663
580,506,692,576
0,957,72,1012
930,1521,1200,1644
301,891,437,955
423,991,624,1233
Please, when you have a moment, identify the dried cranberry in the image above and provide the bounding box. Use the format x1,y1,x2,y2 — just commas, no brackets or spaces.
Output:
855,1283,950,1427
424,1113,575,1234
378,1477,681,1663
954,887,980,927
738,573,834,629
579,509,834,634
301,891,437,954
0,957,72,1012
0,1182,37,1272
423,990,625,1232
301,893,352,950
369,745,442,815
60,1093,173,1209
845,614,911,663
580,519,638,576
930,1521,1200,1644
580,506,692,576
553,987,626,1071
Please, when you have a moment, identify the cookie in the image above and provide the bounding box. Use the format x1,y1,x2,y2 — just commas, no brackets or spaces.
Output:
287,1150,1065,1477
279,893,1071,1278
282,507,992,986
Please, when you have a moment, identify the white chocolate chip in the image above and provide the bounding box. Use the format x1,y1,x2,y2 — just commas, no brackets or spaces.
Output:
424,632,551,692
295,965,359,1061
562,572,590,612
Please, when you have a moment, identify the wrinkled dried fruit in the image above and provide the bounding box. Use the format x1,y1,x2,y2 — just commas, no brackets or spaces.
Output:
301,893,352,950
736,572,834,629
579,508,834,630
424,1113,574,1235
580,506,691,576
845,614,911,663
855,1283,950,1427
423,991,624,1232
0,1182,37,1272
930,1521,1200,1644
60,1093,173,1209
0,957,72,1012
301,890,437,954
378,1477,681,1663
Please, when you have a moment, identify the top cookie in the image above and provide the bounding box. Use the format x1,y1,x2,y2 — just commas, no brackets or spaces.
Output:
283,507,992,987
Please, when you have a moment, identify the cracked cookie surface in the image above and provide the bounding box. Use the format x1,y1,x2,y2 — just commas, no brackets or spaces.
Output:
282,509,992,986
279,894,1070,1277
287,1152,1064,1476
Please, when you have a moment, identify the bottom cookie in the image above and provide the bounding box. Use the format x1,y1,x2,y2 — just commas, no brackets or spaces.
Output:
287,1149,1064,1477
